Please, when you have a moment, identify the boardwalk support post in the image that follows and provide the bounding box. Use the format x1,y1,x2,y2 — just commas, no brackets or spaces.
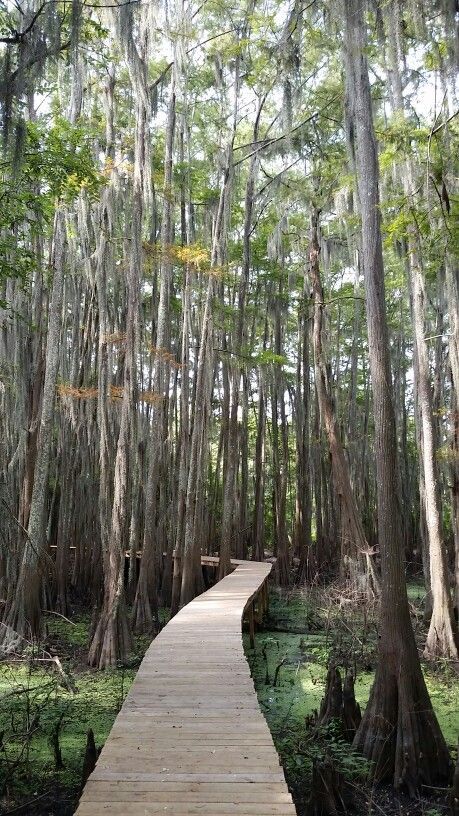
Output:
255,590,263,625
248,601,255,649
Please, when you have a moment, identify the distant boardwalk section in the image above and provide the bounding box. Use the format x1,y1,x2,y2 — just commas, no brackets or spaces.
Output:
75,560,297,815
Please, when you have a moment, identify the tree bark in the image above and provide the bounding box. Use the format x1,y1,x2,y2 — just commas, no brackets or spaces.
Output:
88,67,138,667
344,0,451,789
1,209,66,650
132,78,175,632
252,321,268,562
310,206,378,598
405,201,458,659
381,1,458,657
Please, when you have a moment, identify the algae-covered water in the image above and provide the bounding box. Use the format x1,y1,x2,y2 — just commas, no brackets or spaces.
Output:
244,584,458,804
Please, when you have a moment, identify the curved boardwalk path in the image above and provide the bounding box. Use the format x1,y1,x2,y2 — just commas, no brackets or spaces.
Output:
75,560,296,815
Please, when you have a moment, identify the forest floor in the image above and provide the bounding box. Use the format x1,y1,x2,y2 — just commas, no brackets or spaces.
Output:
246,580,458,816
0,581,457,815
0,612,163,815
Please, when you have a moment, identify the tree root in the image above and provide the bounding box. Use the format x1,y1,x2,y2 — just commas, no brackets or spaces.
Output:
353,662,452,794
424,607,459,661
318,662,361,741
131,582,159,635
88,598,133,669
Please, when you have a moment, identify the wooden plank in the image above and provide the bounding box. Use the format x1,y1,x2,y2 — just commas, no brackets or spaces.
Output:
94,763,282,775
82,782,293,803
77,806,297,816
83,781,291,796
75,559,295,816
107,734,275,745
77,804,297,814
89,772,287,783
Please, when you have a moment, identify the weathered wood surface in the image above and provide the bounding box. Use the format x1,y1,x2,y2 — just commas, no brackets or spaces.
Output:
75,560,296,815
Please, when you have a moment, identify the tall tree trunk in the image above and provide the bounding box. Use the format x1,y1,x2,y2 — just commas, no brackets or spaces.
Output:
313,386,323,571
252,323,268,562
170,119,194,614
447,255,459,618
310,207,378,597
344,0,451,789
179,273,214,606
382,1,458,657
405,205,458,659
218,56,252,579
294,248,312,579
88,67,143,667
1,209,66,650
132,79,176,632
272,283,289,586
170,266,191,615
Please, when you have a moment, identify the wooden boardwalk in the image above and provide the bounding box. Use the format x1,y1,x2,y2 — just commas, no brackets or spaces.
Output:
75,560,296,815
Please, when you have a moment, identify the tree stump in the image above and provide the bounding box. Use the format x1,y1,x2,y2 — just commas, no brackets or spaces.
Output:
81,729,98,792
307,755,346,815
318,664,343,725
317,663,361,742
342,670,361,740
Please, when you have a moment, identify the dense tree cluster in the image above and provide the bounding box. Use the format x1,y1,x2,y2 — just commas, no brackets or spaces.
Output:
0,0,458,793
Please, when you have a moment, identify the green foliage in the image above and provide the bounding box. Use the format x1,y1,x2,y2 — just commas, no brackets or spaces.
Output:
253,349,289,369
284,721,370,788
26,118,103,204
80,16,110,47
0,118,103,300
383,208,413,244
423,41,448,70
